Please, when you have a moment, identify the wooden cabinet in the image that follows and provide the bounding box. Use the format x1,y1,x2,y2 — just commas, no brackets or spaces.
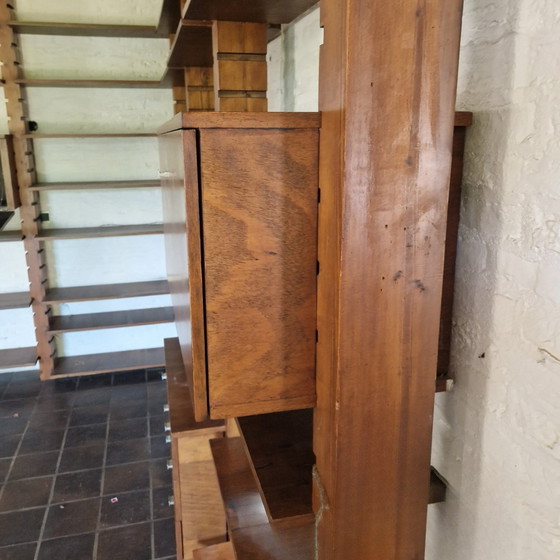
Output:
159,112,320,422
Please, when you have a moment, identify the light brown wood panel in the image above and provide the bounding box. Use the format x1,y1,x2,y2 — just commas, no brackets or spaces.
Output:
212,21,267,53
217,97,267,112
193,542,235,560
214,60,267,92
178,112,320,130
35,224,163,240
199,127,318,418
9,21,162,38
186,67,214,112
314,0,464,558
16,78,165,89
28,179,160,191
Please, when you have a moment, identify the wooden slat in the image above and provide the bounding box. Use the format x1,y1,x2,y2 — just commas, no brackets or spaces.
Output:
0,347,37,369
9,21,165,38
28,179,161,192
44,280,169,303
48,307,174,334
193,542,235,560
52,347,165,378
24,133,156,139
0,292,31,310
0,230,23,242
210,437,269,531
16,78,166,89
237,411,314,520
167,20,213,68
35,224,163,240
184,0,318,24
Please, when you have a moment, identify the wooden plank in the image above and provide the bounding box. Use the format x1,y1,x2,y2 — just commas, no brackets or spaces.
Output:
167,20,213,68
237,411,314,520
44,280,169,303
185,67,214,112
0,347,37,369
193,542,235,560
28,179,160,191
0,230,23,242
24,133,156,139
52,347,165,377
16,78,166,89
184,0,318,25
313,0,464,559
199,126,317,418
9,21,165,38
0,292,31,310
35,224,163,240
210,437,269,531
48,307,174,334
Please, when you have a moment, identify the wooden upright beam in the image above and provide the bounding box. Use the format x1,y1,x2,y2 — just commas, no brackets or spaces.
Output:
185,67,215,111
314,0,464,558
212,21,267,112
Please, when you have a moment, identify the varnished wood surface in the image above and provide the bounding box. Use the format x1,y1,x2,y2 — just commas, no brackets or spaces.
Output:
185,67,215,112
167,20,213,68
314,0,465,558
183,0,318,25
24,132,156,139
44,280,169,303
193,542,235,560
51,347,164,377
0,230,22,242
35,224,163,240
16,78,166,89
237,411,314,520
48,307,174,334
210,436,269,531
0,292,31,309
9,21,166,38
0,347,37,369
28,179,160,191
200,126,318,418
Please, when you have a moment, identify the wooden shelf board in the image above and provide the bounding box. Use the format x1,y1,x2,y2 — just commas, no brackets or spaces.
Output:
183,0,318,25
210,436,269,531
52,347,165,378
237,411,314,521
23,133,156,139
164,337,223,434
9,21,164,38
0,347,37,369
35,223,163,240
193,542,235,560
49,307,174,334
167,20,213,69
44,280,169,304
0,292,31,310
16,78,166,89
0,230,22,242
29,179,160,191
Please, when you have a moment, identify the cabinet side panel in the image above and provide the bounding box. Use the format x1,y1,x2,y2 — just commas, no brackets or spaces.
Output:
200,128,318,416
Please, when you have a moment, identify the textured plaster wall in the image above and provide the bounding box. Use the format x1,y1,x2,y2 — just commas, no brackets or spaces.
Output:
271,1,559,558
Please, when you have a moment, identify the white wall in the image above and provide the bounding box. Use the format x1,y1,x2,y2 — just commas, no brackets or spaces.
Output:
271,2,559,558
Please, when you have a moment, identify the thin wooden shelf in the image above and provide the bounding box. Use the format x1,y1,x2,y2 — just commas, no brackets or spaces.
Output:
44,280,169,304
167,20,213,69
48,307,174,334
0,347,37,369
9,21,166,38
52,346,165,378
23,133,156,139
0,292,31,310
0,230,22,242
16,78,166,89
28,179,160,192
35,224,163,241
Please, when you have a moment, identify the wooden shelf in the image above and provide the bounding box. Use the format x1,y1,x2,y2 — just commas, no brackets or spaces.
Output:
35,224,163,241
48,307,174,334
9,21,166,38
16,78,166,89
0,347,37,369
183,0,318,25
44,280,169,304
28,179,160,192
167,20,213,69
237,411,314,520
0,230,22,242
23,133,156,139
52,346,165,378
0,292,31,310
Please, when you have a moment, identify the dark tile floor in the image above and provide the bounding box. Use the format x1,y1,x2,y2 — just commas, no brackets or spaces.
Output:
0,369,176,560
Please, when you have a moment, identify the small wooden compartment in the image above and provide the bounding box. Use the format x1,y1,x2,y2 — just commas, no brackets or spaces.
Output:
159,113,320,421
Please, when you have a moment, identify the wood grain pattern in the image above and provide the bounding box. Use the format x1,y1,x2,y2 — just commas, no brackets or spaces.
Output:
15,78,166,89
199,127,318,418
314,0,464,558
193,542,235,560
168,20,213,69
0,292,30,310
186,67,215,112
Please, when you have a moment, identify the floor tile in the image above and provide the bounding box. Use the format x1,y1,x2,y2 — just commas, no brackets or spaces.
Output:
52,469,102,503
9,451,59,481
152,486,174,520
149,459,173,489
37,533,95,560
148,398,167,416
150,436,170,459
0,435,21,459
43,498,99,539
99,490,150,528
108,418,147,442
0,399,36,420
69,405,109,427
0,477,53,512
103,462,150,495
154,517,176,558
0,459,11,484
0,542,38,560
109,401,148,422
97,523,152,560
19,430,65,455
106,438,151,466
0,417,28,436
0,508,45,546
27,410,69,432
64,424,107,449
58,443,105,474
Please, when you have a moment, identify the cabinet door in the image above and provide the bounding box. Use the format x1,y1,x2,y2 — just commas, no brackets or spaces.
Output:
161,129,209,421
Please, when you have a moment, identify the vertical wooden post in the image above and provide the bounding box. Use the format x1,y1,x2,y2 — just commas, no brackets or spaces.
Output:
314,0,464,558
0,7,55,377
185,67,214,111
211,21,267,112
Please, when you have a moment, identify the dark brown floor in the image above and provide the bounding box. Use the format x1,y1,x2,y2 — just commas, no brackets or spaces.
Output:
0,369,176,560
